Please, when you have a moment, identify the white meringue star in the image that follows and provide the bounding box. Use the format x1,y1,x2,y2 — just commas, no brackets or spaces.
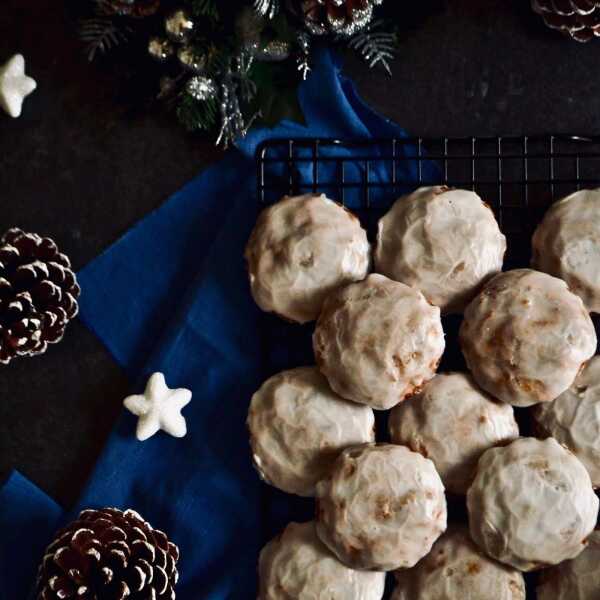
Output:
124,372,191,441
0,54,37,118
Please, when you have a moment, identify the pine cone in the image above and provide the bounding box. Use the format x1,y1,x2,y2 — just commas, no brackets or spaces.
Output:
532,0,600,42
36,508,180,600
0,228,80,364
300,0,383,37
101,0,161,18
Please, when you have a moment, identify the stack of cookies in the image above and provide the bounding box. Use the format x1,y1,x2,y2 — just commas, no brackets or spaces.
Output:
244,187,600,599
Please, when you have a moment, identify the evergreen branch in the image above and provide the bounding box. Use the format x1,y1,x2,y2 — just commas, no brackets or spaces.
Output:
187,0,219,19
79,17,129,61
176,93,219,132
348,20,396,75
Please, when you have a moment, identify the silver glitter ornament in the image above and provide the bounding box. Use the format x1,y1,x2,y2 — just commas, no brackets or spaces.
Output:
177,46,208,73
165,9,195,44
186,76,217,101
255,40,291,61
302,0,384,37
148,37,174,62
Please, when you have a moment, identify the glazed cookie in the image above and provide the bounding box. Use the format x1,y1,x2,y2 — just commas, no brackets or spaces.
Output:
247,367,375,497
532,188,600,313
392,527,526,600
536,530,600,600
375,186,506,313
467,437,599,571
313,274,445,410
533,355,600,487
245,194,370,323
316,444,447,571
389,373,519,494
258,521,385,600
460,269,596,407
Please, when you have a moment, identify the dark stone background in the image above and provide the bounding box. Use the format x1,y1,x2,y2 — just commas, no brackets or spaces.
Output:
1,0,600,560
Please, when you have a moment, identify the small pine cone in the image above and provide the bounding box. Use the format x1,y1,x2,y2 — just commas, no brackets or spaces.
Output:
300,0,383,37
36,508,180,600
0,228,80,364
532,0,600,42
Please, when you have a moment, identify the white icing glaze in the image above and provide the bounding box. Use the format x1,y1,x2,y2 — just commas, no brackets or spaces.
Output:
533,188,600,313
258,521,385,600
247,367,375,497
375,186,506,313
534,355,600,487
467,437,599,571
460,269,597,407
313,274,445,410
245,194,370,323
316,444,447,571
389,373,519,494
536,530,600,600
392,527,526,600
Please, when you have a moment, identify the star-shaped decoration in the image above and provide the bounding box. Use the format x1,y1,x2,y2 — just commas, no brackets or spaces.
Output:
0,54,37,118
124,372,192,441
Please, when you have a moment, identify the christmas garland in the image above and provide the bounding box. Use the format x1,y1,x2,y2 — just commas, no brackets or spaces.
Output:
72,0,398,147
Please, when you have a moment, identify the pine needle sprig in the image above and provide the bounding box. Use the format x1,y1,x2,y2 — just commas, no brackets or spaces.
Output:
177,93,219,132
348,20,396,75
188,0,219,19
79,17,130,61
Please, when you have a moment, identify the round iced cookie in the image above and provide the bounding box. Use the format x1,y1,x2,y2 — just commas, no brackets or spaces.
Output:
532,188,600,313
316,443,447,571
258,521,386,600
313,274,445,410
388,373,519,494
245,193,370,323
459,269,597,407
536,530,600,600
467,437,599,571
533,355,600,487
375,186,506,313
247,367,375,497
392,527,526,600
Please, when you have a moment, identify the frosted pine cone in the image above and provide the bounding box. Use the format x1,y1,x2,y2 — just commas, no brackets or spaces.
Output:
532,0,600,42
0,228,80,364
300,0,383,36
36,508,180,600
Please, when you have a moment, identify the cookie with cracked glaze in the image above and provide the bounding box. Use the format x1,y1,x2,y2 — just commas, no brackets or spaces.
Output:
375,186,506,313
247,367,375,497
316,443,447,571
313,273,445,410
467,437,599,571
245,194,370,323
460,269,596,407
389,372,519,494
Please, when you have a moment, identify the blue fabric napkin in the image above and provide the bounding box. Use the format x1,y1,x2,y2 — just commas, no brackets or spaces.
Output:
1,47,435,599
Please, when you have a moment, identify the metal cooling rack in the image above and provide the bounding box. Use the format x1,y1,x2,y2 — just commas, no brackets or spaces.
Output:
256,135,600,267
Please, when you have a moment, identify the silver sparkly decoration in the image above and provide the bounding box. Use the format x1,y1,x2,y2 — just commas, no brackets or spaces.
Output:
296,32,311,80
164,9,195,44
348,20,395,74
186,76,217,101
148,37,174,62
177,46,208,73
253,0,279,19
216,52,260,149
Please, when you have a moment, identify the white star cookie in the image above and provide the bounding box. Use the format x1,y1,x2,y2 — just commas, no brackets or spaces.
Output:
0,54,37,118
124,372,191,441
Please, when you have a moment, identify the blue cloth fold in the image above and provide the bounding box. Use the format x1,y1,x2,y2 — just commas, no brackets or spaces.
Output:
1,47,434,599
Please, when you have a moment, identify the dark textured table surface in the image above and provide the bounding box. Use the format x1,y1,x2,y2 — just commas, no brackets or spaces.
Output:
2,0,600,510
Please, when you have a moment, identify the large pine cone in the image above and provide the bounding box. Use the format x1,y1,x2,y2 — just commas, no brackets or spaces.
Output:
532,0,600,42
300,0,383,37
36,508,180,600
0,228,80,364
